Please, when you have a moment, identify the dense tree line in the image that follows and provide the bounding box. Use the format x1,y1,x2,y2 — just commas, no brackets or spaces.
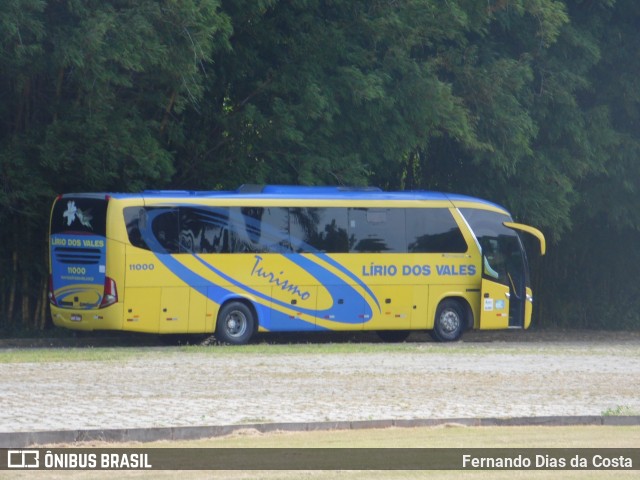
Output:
1,0,638,333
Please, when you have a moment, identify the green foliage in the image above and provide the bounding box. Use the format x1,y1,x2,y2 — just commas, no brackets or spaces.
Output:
602,405,639,417
173,0,486,189
0,0,231,331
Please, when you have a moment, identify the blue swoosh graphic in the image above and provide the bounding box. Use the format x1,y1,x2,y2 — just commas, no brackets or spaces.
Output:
194,253,373,324
141,207,375,331
313,253,381,312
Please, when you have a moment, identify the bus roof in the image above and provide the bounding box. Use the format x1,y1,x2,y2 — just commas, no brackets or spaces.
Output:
59,185,509,213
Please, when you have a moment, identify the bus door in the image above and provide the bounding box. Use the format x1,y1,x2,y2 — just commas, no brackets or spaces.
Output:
480,237,511,330
480,226,543,329
502,221,546,328
479,232,528,329
506,236,529,328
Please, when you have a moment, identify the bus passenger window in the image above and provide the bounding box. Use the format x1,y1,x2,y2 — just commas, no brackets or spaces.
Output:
290,208,349,253
179,207,230,254
318,214,349,253
241,207,264,244
260,207,291,253
199,207,231,253
227,208,260,253
124,207,149,250
348,208,406,253
150,209,180,254
406,208,467,253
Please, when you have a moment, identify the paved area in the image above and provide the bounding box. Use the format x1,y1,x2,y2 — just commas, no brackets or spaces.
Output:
1,331,639,434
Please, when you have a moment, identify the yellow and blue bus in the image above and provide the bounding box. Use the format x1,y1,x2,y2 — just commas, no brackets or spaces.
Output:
48,185,545,344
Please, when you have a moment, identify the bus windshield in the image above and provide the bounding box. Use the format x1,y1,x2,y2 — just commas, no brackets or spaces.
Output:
460,208,529,289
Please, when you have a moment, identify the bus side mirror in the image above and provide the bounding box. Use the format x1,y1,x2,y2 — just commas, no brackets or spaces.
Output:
503,222,546,256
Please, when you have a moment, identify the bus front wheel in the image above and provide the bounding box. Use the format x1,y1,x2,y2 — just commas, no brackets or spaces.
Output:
430,299,465,342
215,301,255,345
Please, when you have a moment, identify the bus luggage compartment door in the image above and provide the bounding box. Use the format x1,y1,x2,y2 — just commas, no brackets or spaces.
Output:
124,287,161,333
159,287,190,333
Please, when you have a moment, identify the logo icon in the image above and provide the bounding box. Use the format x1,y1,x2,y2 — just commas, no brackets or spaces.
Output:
7,450,39,469
62,201,93,229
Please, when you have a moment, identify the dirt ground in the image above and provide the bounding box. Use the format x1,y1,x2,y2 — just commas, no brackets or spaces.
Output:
1,329,639,433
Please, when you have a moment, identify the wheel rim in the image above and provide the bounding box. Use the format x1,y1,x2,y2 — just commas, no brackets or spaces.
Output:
225,310,248,337
439,308,460,334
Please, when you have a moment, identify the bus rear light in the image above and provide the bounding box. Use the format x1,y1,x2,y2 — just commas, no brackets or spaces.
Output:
48,275,57,306
100,276,118,308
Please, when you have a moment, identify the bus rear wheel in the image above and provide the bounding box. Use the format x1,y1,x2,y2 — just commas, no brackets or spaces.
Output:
215,301,255,345
430,299,465,342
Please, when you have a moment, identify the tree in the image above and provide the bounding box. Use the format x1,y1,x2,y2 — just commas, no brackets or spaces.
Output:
537,0,640,329
172,0,483,189
3,0,640,333
0,0,231,331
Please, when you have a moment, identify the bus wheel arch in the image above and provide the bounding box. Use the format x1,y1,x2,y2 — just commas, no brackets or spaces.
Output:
215,299,258,345
430,297,471,342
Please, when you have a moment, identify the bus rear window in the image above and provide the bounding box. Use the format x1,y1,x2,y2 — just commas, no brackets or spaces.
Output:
51,197,108,237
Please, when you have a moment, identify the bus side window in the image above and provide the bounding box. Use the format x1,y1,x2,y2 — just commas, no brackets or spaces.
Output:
151,209,180,254
289,207,349,253
124,207,149,250
348,208,405,253
179,208,200,253
317,209,349,253
178,207,231,254
406,208,467,253
201,207,231,253
260,207,291,253
228,207,260,253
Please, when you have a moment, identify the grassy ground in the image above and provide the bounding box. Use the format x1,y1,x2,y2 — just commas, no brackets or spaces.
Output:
2,330,639,364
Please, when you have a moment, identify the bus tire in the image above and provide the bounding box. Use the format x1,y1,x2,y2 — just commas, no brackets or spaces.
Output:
215,301,255,345
430,299,465,342
376,330,411,343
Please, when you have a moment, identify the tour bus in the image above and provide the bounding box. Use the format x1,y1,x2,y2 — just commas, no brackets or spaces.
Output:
48,185,545,344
